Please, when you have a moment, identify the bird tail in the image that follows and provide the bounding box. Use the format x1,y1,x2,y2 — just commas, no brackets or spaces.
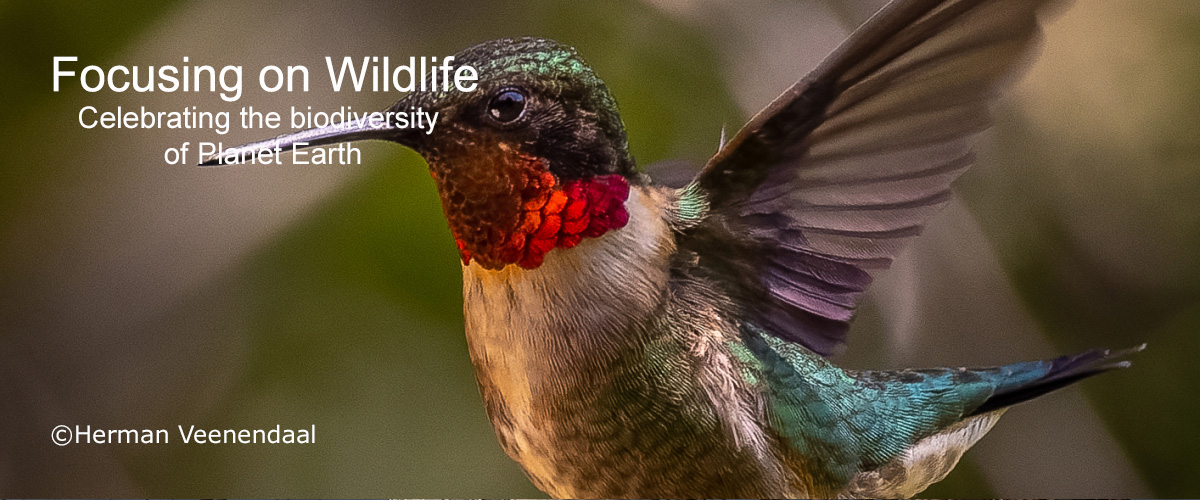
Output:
967,344,1146,417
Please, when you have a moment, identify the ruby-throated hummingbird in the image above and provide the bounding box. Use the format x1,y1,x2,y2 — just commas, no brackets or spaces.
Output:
202,0,1143,497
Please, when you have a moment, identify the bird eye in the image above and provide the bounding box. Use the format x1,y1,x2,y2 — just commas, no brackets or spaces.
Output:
487,88,527,124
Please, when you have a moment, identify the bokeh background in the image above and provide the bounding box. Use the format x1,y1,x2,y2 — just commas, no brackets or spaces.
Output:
2,0,1199,497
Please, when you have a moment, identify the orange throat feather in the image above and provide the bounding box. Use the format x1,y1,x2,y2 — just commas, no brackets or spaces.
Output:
430,147,630,271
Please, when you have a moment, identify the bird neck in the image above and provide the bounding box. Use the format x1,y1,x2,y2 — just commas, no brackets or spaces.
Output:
459,184,674,365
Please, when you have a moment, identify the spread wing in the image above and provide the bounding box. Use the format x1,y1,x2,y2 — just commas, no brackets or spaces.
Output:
673,0,1055,356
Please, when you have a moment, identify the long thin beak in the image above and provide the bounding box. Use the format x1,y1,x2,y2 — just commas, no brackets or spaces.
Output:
198,109,414,166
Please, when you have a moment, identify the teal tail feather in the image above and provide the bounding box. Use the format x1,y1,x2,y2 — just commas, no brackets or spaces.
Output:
969,344,1147,417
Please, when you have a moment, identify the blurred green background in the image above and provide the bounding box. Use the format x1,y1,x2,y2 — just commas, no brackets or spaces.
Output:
2,0,1198,497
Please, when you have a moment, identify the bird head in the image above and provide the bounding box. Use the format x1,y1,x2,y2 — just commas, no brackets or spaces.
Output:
204,38,638,270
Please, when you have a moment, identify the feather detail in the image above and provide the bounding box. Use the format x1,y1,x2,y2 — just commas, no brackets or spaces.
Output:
672,0,1054,355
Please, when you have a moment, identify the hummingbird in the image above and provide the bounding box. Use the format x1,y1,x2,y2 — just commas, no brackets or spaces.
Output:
203,0,1143,497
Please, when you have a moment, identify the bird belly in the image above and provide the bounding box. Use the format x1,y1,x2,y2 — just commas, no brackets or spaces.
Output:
464,319,789,498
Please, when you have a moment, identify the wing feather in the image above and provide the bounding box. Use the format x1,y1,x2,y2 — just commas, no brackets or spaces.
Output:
674,0,1054,355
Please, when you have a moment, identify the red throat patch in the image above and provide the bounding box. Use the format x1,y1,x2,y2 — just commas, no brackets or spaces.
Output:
433,151,630,271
